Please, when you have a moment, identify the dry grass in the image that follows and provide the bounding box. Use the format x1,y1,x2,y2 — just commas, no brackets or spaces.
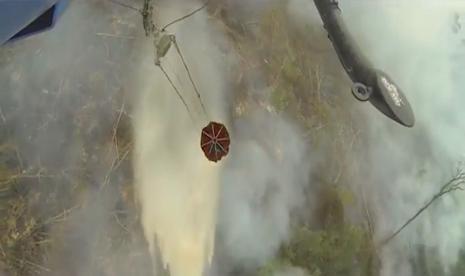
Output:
0,5,148,273
0,1,380,275
207,1,380,275
0,99,146,275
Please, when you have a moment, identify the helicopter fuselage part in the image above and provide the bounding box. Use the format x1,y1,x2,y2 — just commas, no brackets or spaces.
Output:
313,0,415,127
0,0,69,46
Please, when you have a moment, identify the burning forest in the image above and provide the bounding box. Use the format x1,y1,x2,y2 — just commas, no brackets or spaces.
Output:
0,1,465,276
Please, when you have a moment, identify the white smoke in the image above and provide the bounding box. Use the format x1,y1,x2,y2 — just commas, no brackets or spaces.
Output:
272,265,310,276
0,0,312,275
132,1,314,275
0,0,153,275
337,1,465,275
216,111,311,270
131,1,234,276
4,0,465,275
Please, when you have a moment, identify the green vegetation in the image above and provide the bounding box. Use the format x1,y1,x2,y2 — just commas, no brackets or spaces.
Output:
283,225,364,275
255,185,379,276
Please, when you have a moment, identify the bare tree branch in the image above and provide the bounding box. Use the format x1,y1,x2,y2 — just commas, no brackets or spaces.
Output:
381,168,465,246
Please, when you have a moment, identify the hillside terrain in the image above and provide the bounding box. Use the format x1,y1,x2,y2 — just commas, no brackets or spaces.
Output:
0,1,464,276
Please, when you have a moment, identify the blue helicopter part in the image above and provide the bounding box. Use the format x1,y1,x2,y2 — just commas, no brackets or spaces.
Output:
0,0,70,46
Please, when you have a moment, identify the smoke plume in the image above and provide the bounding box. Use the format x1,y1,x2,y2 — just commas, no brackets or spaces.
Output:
214,111,311,271
337,1,465,275
3,1,465,276
132,1,232,275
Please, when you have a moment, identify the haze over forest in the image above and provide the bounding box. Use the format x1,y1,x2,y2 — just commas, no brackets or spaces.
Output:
0,1,464,276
